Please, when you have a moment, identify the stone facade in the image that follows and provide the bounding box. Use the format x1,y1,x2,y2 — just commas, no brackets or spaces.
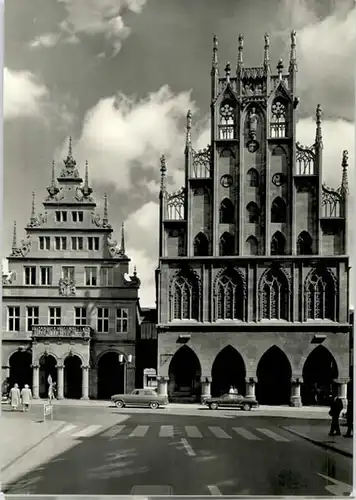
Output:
2,139,141,400
156,32,351,406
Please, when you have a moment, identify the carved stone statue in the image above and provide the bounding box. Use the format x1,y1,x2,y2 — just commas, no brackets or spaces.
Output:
248,107,258,139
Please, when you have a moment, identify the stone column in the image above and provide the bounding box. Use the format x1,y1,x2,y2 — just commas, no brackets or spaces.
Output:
290,377,302,407
81,365,90,400
57,364,64,399
336,378,349,410
32,364,40,399
157,376,169,397
200,376,212,403
245,377,256,399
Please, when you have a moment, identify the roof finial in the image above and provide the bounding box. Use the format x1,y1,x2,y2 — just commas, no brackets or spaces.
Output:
12,221,17,251
237,33,244,69
264,33,270,71
315,104,323,146
82,161,93,197
277,59,284,80
212,35,218,73
103,193,108,223
160,154,167,192
341,150,349,196
63,136,76,170
30,192,36,221
47,161,60,198
225,62,231,83
289,30,297,72
68,136,73,158
133,265,137,277
186,110,192,147
120,222,125,254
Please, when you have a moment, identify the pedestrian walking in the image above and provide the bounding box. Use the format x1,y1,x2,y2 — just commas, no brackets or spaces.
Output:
21,384,32,412
344,398,353,438
328,395,343,436
9,383,21,411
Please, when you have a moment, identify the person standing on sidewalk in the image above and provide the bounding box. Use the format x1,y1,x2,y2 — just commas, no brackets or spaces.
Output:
328,395,343,436
21,384,32,412
344,398,353,438
9,383,20,411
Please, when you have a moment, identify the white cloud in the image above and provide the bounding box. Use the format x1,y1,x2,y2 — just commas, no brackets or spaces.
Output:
4,67,49,120
29,33,61,49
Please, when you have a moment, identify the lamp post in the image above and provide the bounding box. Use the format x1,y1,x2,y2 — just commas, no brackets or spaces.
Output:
119,354,132,394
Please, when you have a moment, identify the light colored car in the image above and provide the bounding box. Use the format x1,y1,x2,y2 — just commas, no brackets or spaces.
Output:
111,388,168,409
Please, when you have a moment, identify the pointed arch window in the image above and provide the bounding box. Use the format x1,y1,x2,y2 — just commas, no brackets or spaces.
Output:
271,197,287,223
219,102,235,140
271,231,286,255
247,168,259,187
193,232,209,256
297,231,313,255
270,99,287,138
306,269,336,320
246,202,260,223
246,235,259,255
172,273,199,320
220,198,234,224
219,232,235,256
216,271,244,320
260,268,289,320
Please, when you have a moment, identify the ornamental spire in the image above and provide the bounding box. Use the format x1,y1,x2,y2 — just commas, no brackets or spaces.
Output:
103,193,108,223
12,221,17,251
289,30,297,72
237,33,244,69
30,192,36,222
315,104,323,146
264,33,270,71
211,35,218,74
47,161,59,198
120,222,125,254
133,265,137,277
160,154,167,192
185,110,192,147
341,150,349,196
82,161,93,197
225,62,231,83
277,59,284,80
63,136,76,170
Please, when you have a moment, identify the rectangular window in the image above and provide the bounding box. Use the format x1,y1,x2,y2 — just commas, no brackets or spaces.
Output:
62,266,75,281
49,307,61,325
24,266,36,285
40,266,52,285
88,237,100,251
101,267,113,286
71,211,84,222
78,211,83,222
39,236,50,250
97,307,109,333
55,237,67,250
116,308,128,333
26,306,39,331
55,211,67,222
71,237,83,250
75,307,87,326
85,267,97,286
8,306,20,331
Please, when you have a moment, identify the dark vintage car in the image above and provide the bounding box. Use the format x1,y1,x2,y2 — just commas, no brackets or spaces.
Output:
111,389,168,409
204,393,259,411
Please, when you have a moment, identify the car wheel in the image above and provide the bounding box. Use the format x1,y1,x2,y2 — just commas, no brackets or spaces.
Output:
149,401,159,409
115,400,124,408
243,403,251,411
209,402,219,410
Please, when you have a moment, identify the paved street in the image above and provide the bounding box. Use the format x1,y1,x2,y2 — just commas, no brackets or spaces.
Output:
2,406,353,496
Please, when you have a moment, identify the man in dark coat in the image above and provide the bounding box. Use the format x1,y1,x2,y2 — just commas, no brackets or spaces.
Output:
329,396,343,436
344,399,353,438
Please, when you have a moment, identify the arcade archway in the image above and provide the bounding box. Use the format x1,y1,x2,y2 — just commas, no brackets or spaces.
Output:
211,345,246,397
39,354,57,398
168,346,201,401
302,345,338,406
64,355,82,399
97,352,125,399
256,346,292,405
9,350,32,390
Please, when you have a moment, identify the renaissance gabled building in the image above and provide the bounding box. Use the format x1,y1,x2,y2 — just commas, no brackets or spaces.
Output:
2,140,141,399
156,33,351,406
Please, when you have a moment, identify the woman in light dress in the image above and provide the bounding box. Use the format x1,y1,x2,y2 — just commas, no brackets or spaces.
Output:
9,383,21,410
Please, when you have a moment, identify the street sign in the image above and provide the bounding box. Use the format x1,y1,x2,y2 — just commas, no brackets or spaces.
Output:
43,402,53,421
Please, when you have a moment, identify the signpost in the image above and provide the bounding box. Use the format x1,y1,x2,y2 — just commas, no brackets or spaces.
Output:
43,401,53,422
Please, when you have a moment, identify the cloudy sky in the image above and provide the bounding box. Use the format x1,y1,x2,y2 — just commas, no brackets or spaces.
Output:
3,0,355,307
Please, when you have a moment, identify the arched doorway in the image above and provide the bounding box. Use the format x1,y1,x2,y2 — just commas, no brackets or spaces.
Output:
302,345,338,406
256,346,292,405
97,352,125,399
39,354,57,398
211,345,246,397
9,350,32,389
64,355,82,399
168,346,201,402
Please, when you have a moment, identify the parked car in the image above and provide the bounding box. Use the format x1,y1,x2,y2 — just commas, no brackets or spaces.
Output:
204,393,259,411
111,389,168,409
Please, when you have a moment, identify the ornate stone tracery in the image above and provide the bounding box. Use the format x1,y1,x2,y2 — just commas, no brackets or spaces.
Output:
259,266,291,320
170,267,201,321
295,142,315,175
192,145,211,178
166,188,185,220
304,267,337,321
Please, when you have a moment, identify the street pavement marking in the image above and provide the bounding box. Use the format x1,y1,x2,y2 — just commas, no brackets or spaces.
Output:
185,426,203,438
207,485,222,495
208,426,232,439
181,438,196,456
129,425,149,437
317,473,353,496
256,428,290,442
159,425,174,437
232,427,262,441
58,424,77,435
101,425,126,438
71,424,102,438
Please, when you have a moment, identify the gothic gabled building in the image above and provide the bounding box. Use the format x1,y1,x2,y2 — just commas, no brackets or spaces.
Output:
2,140,141,399
155,32,351,406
